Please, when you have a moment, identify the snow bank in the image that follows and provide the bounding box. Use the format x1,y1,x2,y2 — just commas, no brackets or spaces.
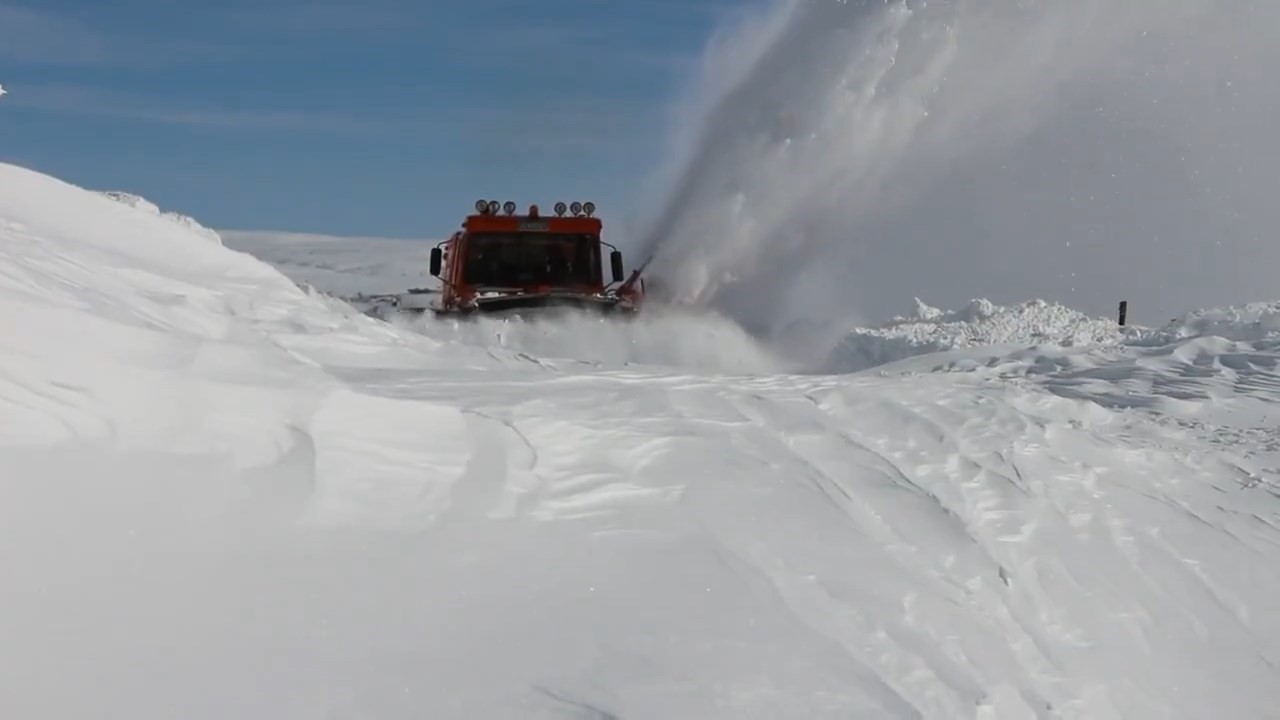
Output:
1144,301,1280,344
827,297,1126,373
0,163,507,454
825,296,1280,375
98,191,224,245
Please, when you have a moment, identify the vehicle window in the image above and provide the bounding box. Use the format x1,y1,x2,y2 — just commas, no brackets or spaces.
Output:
463,233,599,287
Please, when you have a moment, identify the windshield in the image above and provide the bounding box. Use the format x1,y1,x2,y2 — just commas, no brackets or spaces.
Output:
462,232,600,287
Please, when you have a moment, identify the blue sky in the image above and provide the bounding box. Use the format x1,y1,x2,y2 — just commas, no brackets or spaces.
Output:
0,0,739,237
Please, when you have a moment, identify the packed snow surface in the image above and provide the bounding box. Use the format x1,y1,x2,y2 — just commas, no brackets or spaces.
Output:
3,162,1280,718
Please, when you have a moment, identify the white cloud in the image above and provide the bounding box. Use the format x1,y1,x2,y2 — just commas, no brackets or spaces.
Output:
0,4,110,65
1,83,416,134
0,3,230,67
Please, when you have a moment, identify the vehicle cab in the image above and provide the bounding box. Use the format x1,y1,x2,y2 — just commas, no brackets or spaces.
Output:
428,199,642,315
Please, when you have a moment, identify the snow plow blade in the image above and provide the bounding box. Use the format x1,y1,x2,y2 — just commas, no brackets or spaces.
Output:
463,293,635,315
427,293,637,321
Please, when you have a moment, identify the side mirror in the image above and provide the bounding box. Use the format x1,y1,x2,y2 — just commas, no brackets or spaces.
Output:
610,250,624,283
429,247,442,277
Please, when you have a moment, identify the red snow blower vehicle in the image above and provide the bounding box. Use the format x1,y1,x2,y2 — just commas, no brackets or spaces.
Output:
417,199,646,317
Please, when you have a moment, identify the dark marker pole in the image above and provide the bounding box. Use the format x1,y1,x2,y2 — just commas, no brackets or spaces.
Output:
1118,300,1128,327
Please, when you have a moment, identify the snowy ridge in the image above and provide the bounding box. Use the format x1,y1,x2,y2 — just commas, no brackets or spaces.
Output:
98,191,224,245
828,297,1127,373
3,161,1279,718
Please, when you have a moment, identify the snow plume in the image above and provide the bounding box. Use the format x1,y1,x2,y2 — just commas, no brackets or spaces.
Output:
0,85,7,99
640,0,1280,336
397,305,792,375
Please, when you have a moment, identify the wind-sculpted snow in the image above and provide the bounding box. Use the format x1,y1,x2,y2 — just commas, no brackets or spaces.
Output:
0,165,514,451
2,162,1279,718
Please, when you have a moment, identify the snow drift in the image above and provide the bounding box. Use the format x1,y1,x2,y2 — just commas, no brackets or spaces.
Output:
3,161,1280,718
1152,301,1280,345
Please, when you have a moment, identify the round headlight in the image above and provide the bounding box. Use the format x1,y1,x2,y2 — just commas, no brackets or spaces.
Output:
488,200,501,214
503,201,517,215
583,201,596,217
475,199,488,214
554,202,567,216
570,201,583,215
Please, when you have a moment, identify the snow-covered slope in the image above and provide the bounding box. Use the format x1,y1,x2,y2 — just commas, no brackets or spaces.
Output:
2,162,1279,719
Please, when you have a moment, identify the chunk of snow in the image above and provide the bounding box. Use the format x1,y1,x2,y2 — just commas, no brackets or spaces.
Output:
827,297,1126,372
1146,301,1280,344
